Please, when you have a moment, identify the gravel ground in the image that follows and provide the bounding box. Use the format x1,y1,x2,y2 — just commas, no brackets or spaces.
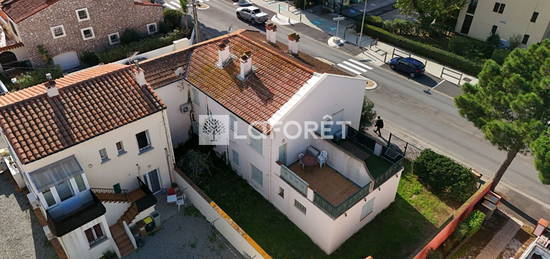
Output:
127,199,239,259
0,171,56,259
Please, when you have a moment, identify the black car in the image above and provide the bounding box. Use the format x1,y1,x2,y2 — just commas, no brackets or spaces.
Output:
389,57,425,78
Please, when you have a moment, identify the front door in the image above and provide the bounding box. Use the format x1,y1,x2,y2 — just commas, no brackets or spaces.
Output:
143,169,161,193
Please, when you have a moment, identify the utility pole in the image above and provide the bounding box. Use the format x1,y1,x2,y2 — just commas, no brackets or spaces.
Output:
358,0,367,47
189,0,201,42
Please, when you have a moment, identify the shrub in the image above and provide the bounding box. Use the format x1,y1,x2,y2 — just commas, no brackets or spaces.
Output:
490,49,511,64
426,248,444,259
97,31,185,63
465,210,486,237
360,97,376,130
120,29,141,44
80,51,100,66
177,150,211,184
164,9,183,30
448,35,494,60
486,33,501,48
360,24,483,76
413,149,478,202
366,15,384,27
12,66,63,90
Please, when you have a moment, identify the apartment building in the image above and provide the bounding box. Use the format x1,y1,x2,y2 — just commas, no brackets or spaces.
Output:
455,0,550,46
0,64,175,258
0,0,163,70
140,29,405,254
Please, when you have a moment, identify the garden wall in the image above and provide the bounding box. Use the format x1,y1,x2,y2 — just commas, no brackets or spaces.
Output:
113,38,192,65
173,168,271,259
413,176,492,259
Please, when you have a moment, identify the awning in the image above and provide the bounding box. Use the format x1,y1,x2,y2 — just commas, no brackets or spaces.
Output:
28,155,83,192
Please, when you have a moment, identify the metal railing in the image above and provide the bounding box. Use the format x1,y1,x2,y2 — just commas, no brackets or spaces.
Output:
91,187,128,194
280,164,309,196
312,182,371,219
374,158,404,189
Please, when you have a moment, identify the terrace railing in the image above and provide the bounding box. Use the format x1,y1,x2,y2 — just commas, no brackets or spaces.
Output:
374,158,404,189
280,164,309,196
312,182,371,219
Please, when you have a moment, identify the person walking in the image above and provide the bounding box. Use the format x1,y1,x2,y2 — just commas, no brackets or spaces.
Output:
374,116,384,136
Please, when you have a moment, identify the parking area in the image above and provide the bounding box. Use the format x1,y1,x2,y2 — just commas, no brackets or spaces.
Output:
0,171,56,259
127,194,239,259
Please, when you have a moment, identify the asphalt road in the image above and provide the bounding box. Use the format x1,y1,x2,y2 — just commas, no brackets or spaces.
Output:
170,0,550,218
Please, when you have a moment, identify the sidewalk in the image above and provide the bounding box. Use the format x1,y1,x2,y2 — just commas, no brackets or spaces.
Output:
476,218,521,259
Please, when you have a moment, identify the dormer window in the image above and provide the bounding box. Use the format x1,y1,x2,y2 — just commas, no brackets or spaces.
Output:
147,23,158,35
75,8,89,22
50,25,66,39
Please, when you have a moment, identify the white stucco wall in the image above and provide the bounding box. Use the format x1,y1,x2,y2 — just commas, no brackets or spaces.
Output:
154,82,192,147
59,215,117,259
20,111,175,195
103,201,131,226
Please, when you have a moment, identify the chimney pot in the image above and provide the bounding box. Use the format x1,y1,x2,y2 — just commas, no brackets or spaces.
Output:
217,39,231,68
133,67,147,87
45,73,59,97
288,33,300,55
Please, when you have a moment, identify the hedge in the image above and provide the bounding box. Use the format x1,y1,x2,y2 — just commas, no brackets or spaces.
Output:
413,149,478,203
362,24,483,76
97,30,186,64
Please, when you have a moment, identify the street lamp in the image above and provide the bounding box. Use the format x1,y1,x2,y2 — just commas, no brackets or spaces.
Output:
357,0,368,47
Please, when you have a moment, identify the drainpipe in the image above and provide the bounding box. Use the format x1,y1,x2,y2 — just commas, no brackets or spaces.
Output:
160,109,175,185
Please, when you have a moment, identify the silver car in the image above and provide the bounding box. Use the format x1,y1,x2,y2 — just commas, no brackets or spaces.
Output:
236,6,268,24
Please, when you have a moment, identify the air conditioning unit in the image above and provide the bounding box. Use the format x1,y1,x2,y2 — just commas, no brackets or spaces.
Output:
180,103,191,113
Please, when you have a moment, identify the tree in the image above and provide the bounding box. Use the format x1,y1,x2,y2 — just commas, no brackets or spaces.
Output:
531,127,550,184
395,0,467,29
359,97,377,131
180,0,188,13
454,40,550,190
163,9,183,30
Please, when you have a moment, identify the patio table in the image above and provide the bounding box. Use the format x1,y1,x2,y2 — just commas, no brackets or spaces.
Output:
302,154,318,167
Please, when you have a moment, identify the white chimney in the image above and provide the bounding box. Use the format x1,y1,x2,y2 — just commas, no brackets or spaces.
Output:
45,73,59,97
133,67,147,87
217,39,231,68
266,23,277,44
237,51,252,81
288,33,300,55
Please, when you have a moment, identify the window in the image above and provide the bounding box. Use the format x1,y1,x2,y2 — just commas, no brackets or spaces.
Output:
531,12,539,23
116,141,126,155
9,21,18,36
42,189,56,207
232,149,239,166
136,130,152,153
229,114,237,131
278,187,284,198
249,129,263,155
108,32,120,45
294,200,306,214
466,0,477,14
99,148,109,163
251,164,263,187
191,87,200,105
50,25,66,39
73,174,87,192
55,180,74,201
491,25,498,35
147,23,158,35
81,27,95,40
360,198,375,220
460,15,474,34
493,2,505,13
75,8,89,22
84,224,105,247
522,34,530,44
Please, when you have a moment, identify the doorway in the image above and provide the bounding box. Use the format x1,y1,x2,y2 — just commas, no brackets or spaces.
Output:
143,169,162,193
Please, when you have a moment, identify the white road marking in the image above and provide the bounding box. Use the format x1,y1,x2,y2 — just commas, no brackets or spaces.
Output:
164,1,181,9
337,59,373,75
346,59,372,70
337,63,363,75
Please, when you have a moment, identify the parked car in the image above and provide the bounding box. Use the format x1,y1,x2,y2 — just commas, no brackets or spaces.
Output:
235,0,253,6
236,6,268,24
389,57,425,78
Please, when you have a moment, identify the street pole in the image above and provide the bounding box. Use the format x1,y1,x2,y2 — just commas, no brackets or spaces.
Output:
192,0,200,42
358,0,367,48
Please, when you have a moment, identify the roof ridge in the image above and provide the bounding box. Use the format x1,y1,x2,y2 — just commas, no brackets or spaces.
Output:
237,31,315,74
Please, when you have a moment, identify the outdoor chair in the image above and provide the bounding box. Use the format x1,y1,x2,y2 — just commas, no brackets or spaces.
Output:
176,194,185,212
318,151,328,168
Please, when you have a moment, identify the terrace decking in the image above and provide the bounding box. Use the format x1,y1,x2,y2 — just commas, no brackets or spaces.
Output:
289,161,359,206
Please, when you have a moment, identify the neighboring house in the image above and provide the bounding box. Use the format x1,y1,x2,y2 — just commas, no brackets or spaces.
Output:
140,29,405,254
0,0,163,71
455,0,550,46
0,63,175,258
519,218,549,259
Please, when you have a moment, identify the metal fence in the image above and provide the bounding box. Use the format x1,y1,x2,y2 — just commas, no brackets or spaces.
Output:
280,164,309,196
386,133,423,161
312,182,371,219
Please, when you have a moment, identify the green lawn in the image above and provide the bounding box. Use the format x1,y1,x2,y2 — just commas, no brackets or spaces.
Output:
186,151,454,259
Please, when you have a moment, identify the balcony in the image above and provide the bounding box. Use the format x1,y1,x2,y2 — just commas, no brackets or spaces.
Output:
46,189,106,237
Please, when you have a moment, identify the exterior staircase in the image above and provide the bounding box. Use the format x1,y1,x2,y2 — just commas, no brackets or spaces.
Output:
109,223,134,257
118,203,140,225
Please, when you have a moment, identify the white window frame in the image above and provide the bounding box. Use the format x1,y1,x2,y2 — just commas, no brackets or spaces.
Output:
250,164,263,187
75,8,90,22
147,22,158,35
99,148,109,163
294,199,306,215
360,197,375,221
84,223,106,248
50,25,66,39
136,130,152,153
38,175,89,209
108,32,120,45
116,141,126,155
80,27,95,40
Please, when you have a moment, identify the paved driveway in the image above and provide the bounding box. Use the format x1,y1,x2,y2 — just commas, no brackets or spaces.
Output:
0,171,56,259
127,196,239,259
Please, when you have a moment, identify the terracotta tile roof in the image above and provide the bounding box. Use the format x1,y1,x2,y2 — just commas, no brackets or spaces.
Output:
0,63,165,164
0,41,22,52
141,29,316,133
0,0,62,23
